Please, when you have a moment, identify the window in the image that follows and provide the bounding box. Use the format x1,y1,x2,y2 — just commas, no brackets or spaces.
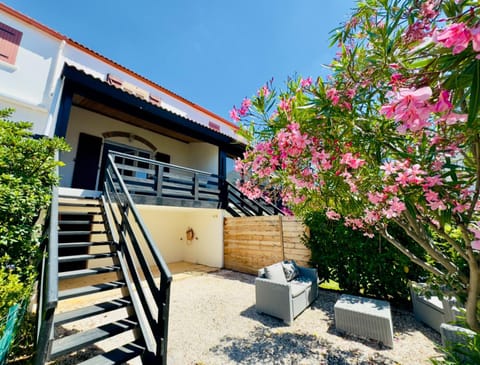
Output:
0,22,22,65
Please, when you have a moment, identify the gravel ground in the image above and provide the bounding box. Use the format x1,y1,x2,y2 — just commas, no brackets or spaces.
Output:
167,269,442,365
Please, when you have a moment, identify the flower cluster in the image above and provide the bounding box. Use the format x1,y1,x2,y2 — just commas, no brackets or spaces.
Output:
229,97,252,122
434,22,480,57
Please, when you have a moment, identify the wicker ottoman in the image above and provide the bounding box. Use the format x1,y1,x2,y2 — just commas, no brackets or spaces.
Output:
334,294,394,348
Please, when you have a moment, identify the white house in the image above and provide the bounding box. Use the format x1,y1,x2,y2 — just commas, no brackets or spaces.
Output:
0,3,255,269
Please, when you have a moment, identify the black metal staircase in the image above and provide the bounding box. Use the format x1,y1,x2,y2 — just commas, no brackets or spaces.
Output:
33,152,279,364
48,195,146,364
35,181,172,364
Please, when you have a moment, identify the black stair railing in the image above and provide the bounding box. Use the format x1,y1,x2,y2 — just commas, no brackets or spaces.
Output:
103,153,172,364
34,185,59,364
225,180,284,217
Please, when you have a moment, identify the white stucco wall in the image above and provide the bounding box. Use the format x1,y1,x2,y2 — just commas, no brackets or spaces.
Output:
60,106,221,188
137,205,224,268
187,142,219,174
0,12,62,135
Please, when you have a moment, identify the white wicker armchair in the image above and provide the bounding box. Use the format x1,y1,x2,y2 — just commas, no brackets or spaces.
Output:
255,260,318,325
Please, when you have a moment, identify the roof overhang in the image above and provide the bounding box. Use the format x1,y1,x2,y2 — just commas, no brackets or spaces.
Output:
61,64,245,155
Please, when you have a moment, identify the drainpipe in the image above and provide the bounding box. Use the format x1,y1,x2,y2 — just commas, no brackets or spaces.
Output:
43,40,66,137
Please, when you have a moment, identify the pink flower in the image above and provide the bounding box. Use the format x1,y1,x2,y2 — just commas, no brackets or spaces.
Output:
279,98,292,112
389,73,404,87
425,190,439,202
439,112,467,125
364,209,381,224
326,88,340,105
470,225,480,251
427,199,447,211
434,90,452,113
326,209,341,220
453,201,469,213
380,87,433,133
434,23,471,54
340,152,365,169
423,175,443,189
258,84,271,97
300,77,313,88
346,88,356,99
230,107,240,122
470,26,480,52
368,192,386,205
382,197,406,218
239,98,251,116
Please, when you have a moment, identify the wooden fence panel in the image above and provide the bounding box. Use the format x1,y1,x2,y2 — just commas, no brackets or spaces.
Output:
224,216,311,275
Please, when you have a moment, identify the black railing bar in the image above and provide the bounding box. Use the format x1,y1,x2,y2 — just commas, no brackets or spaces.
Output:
120,232,159,330
113,163,156,175
229,199,256,216
109,151,219,178
163,173,219,184
108,155,172,282
46,184,59,309
229,193,261,215
157,285,171,362
101,194,120,244
105,168,128,212
114,247,156,353
121,218,162,304
227,181,284,215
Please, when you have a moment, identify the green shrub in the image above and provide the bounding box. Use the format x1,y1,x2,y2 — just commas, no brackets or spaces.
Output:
0,108,69,359
0,109,68,281
304,211,427,303
431,331,480,365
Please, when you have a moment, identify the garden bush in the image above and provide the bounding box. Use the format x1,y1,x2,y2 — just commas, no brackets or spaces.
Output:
0,108,69,360
304,211,427,304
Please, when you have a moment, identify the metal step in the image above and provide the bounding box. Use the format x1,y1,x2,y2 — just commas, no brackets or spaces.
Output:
76,340,146,365
54,297,132,326
58,253,116,263
58,241,114,249
50,317,138,359
59,220,104,225
58,230,107,236
59,201,101,208
59,211,102,216
59,266,121,280
58,281,126,301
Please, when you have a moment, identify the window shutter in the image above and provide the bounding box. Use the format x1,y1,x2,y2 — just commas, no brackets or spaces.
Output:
0,22,23,65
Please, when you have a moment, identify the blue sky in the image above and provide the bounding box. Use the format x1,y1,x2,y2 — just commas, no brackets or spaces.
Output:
4,1,356,120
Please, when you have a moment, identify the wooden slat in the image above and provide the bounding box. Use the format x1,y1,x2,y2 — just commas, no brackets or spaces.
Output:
224,216,311,274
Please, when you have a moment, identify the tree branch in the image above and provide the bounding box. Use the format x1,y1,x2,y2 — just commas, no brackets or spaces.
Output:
380,226,446,278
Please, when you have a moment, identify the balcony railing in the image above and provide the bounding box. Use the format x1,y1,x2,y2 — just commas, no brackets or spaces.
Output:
107,151,221,208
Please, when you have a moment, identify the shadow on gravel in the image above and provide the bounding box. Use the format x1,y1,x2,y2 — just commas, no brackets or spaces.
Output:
210,326,397,365
239,305,284,328
210,269,256,285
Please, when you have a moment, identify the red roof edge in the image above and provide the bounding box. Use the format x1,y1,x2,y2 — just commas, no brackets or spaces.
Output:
0,3,239,132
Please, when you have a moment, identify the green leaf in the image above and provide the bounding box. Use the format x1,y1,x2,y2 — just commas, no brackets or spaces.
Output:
467,59,480,128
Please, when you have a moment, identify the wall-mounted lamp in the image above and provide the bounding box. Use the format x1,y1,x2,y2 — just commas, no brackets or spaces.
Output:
186,227,195,242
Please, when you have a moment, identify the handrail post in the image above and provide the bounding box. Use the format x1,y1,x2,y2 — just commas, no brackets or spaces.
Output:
34,161,59,365
156,164,164,198
193,173,200,202
219,178,228,209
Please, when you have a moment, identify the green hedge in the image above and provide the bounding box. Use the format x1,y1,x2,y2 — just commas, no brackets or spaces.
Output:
0,109,69,361
304,211,427,303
